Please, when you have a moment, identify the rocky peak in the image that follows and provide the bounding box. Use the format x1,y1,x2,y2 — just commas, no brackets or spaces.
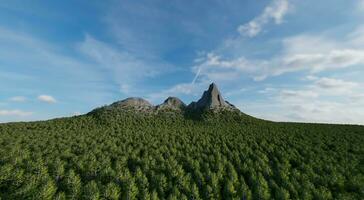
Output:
110,97,154,110
191,83,224,108
187,83,236,111
157,97,186,110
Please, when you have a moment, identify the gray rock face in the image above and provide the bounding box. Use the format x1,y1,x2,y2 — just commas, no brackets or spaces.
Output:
110,97,154,110
157,97,186,110
189,83,236,110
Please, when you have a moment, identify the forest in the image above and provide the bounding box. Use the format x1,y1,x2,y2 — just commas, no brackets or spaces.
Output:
0,109,363,199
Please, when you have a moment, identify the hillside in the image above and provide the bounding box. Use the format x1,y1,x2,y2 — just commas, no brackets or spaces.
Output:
0,84,363,199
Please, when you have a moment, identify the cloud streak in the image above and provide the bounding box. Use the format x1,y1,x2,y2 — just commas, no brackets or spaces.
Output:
240,76,364,124
0,109,33,117
38,95,57,104
238,0,291,37
193,27,364,82
9,96,27,102
78,34,170,96
359,0,364,11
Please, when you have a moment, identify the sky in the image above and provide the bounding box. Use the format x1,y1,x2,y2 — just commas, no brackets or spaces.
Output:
1,0,364,124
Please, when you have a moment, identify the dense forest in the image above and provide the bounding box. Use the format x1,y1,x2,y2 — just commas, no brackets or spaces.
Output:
0,109,363,199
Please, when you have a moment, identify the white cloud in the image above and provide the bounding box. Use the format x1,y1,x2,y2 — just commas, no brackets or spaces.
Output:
0,109,32,117
280,34,364,72
243,76,364,124
38,95,57,104
308,77,360,98
9,96,27,102
73,112,82,116
280,89,318,99
192,53,261,82
359,0,364,11
314,77,358,90
120,84,131,95
238,0,291,37
193,29,364,82
348,25,364,47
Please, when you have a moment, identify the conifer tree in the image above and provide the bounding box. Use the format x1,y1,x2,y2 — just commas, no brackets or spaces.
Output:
83,181,100,200
39,179,57,200
104,182,121,200
65,170,81,199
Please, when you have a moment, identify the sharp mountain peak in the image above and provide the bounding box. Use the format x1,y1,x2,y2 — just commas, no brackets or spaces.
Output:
191,82,229,109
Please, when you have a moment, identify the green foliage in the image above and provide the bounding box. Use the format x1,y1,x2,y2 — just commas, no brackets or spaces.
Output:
83,181,100,200
65,169,81,199
104,182,121,200
0,109,363,199
39,179,57,200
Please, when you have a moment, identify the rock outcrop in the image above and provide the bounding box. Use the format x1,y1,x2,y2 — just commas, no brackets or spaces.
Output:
95,83,238,114
157,97,186,111
109,97,154,111
188,83,236,110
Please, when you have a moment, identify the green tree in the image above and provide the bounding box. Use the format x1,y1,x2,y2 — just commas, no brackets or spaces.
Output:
124,178,138,200
65,170,81,199
224,180,237,200
39,179,57,200
83,181,100,200
314,186,332,200
104,182,121,200
275,187,290,200
254,173,270,200
190,183,201,200
55,192,66,200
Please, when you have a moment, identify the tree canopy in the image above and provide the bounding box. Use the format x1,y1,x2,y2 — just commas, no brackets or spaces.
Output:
0,109,363,199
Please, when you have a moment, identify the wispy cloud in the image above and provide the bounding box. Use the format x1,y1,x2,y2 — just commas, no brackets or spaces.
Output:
9,96,27,102
314,77,358,90
72,112,82,116
238,0,291,37
147,82,204,104
38,95,57,104
0,26,105,94
0,109,33,117
359,0,364,11
239,76,364,124
193,26,364,82
78,34,169,96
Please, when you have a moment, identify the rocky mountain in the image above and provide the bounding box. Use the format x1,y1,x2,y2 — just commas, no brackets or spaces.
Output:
188,83,236,111
156,97,186,111
94,83,237,113
107,97,154,111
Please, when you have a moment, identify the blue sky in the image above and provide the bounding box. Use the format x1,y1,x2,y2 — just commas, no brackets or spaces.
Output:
1,0,364,124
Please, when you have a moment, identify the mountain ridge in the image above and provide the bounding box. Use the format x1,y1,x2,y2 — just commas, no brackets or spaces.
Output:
95,83,238,114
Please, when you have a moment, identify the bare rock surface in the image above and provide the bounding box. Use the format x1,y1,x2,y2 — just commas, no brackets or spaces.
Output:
157,97,186,111
188,83,236,110
110,97,154,111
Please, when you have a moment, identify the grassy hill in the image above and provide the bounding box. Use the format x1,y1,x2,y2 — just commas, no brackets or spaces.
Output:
0,109,363,199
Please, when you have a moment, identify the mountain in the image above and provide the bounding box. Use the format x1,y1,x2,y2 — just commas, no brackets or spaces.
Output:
0,83,363,199
188,83,237,111
95,82,238,114
156,97,186,111
107,97,154,111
